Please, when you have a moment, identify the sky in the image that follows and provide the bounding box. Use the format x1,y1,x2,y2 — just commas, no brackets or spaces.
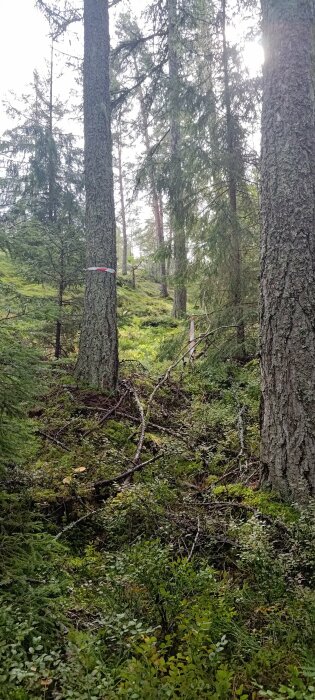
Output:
0,0,263,134
0,1,49,130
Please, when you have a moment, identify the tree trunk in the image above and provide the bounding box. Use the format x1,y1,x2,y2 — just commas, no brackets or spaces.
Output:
222,0,245,356
48,39,56,224
118,117,128,276
260,0,315,501
135,60,168,298
76,0,118,391
55,246,64,360
168,0,187,318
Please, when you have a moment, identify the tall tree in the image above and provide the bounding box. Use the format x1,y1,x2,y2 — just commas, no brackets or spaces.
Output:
117,112,128,276
136,64,168,298
0,70,84,360
168,0,187,317
260,0,315,501
76,0,118,391
221,0,245,355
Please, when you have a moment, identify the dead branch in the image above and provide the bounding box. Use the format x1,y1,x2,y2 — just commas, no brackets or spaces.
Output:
116,411,190,443
129,384,146,464
146,324,240,423
187,516,201,561
54,508,99,540
37,430,70,452
94,453,162,491
81,390,129,439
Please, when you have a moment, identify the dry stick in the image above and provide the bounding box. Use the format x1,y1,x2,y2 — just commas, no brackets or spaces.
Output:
81,390,129,438
236,404,246,463
146,324,240,423
55,453,163,539
116,411,189,443
54,508,99,540
187,516,201,561
37,430,70,452
94,453,162,490
129,384,146,464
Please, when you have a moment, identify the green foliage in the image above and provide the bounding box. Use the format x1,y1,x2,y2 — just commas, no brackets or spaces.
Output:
1,259,315,699
0,327,39,464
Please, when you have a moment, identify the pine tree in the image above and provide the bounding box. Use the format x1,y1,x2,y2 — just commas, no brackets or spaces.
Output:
75,0,118,391
260,0,315,501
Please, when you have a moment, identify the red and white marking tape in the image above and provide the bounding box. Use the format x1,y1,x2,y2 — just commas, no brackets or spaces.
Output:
86,266,116,273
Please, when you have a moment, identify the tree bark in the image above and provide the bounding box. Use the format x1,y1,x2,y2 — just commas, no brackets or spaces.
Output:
55,244,64,360
260,0,315,501
76,0,118,391
118,117,128,276
222,0,245,356
168,0,187,318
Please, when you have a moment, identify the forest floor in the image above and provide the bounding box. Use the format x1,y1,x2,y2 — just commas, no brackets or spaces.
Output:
1,256,315,700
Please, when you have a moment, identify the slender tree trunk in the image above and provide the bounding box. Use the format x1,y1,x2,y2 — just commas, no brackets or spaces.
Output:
76,0,118,391
168,0,187,318
118,118,128,276
135,61,168,297
55,281,64,359
222,0,245,356
260,0,315,501
48,39,56,224
54,241,64,360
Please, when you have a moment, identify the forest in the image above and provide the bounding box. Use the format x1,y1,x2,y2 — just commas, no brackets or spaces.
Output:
0,0,315,698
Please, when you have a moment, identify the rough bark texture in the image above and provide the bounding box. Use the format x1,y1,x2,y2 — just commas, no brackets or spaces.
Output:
222,0,245,356
76,0,118,391
260,0,315,501
168,0,187,318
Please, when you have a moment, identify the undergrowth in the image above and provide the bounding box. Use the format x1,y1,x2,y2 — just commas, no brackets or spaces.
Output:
1,262,315,699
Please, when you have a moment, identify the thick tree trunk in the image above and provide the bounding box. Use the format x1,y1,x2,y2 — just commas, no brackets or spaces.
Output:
168,0,187,318
76,0,118,391
260,0,315,501
118,119,128,276
222,0,245,356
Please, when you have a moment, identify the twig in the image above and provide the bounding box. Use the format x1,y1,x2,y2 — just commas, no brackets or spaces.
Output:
187,516,201,561
236,403,246,464
129,384,146,464
37,430,70,452
54,509,99,540
81,390,129,438
94,453,162,490
146,324,240,424
116,411,189,443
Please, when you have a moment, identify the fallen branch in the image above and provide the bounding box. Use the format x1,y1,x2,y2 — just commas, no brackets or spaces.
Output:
146,324,240,424
37,430,70,452
54,509,99,540
94,453,162,491
116,411,189,443
129,384,146,464
187,516,201,561
81,390,129,438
